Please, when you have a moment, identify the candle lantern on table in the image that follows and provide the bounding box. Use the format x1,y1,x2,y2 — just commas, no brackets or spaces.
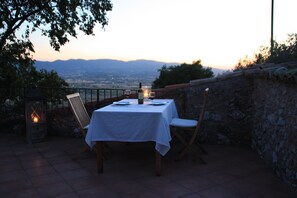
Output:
143,86,151,100
25,87,47,144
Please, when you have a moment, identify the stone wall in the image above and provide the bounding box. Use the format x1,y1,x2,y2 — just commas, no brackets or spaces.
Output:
159,75,254,145
252,78,297,192
157,62,297,193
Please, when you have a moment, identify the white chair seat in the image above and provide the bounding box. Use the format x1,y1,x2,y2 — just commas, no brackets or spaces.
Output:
170,118,197,128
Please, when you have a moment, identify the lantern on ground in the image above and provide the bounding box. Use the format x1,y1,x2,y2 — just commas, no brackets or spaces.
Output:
25,87,47,143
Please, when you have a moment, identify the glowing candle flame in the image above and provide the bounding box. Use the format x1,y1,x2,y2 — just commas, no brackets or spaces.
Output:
31,109,40,123
144,90,149,99
143,86,151,99
33,116,39,123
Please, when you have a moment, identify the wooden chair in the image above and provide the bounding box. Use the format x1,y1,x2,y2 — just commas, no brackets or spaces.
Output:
170,88,209,162
66,93,92,159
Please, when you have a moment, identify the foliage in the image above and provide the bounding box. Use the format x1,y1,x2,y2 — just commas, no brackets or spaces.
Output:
0,38,68,117
0,0,112,52
268,33,297,63
152,60,214,88
0,36,68,89
0,0,112,118
0,0,112,87
0,33,36,88
0,38,69,118
235,33,297,70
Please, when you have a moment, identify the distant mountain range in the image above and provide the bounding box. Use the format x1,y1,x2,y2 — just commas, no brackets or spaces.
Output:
35,59,225,76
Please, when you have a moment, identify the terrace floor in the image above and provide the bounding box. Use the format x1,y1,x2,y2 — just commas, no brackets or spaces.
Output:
0,133,295,198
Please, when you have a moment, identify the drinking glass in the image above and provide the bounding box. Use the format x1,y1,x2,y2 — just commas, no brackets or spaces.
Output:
124,89,131,99
149,91,155,100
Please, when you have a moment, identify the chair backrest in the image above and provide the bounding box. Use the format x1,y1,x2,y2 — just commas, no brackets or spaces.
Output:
66,93,90,135
189,88,209,145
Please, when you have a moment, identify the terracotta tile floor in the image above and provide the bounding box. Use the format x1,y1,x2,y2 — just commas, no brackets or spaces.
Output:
0,133,295,198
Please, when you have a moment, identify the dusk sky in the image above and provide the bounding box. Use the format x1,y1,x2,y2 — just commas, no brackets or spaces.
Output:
29,0,297,70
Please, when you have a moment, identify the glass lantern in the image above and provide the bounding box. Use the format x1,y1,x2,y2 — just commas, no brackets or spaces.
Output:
25,87,47,144
143,86,151,100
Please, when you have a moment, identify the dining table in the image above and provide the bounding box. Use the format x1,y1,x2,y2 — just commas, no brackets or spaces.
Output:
85,98,178,176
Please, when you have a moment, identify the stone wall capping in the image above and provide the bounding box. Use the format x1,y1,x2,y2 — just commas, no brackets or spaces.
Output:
237,63,276,71
164,83,190,90
280,61,297,68
233,61,297,85
151,88,165,92
251,65,297,84
283,67,297,74
256,63,276,69
190,77,217,86
216,70,244,80
242,69,260,76
256,66,285,79
273,66,288,74
153,62,297,93
275,68,297,82
260,66,282,71
250,65,281,73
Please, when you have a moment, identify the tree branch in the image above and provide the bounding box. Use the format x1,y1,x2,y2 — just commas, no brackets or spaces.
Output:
0,4,45,52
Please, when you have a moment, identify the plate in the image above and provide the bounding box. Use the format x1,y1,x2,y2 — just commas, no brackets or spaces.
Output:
149,102,166,106
113,101,130,105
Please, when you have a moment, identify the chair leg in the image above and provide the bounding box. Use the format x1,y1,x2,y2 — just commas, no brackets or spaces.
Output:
172,128,207,163
176,145,190,161
198,144,208,155
193,153,206,164
72,142,109,161
176,144,207,164
192,145,206,164
72,144,90,160
198,156,206,164
194,138,208,155
173,131,188,146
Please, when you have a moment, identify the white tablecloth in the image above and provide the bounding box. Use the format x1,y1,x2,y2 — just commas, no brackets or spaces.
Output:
85,99,178,156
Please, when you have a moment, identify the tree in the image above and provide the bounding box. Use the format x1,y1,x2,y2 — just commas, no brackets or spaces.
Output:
0,27,69,89
0,0,113,52
0,0,112,118
0,0,112,88
152,60,214,88
235,33,297,70
267,33,297,63
0,32,36,87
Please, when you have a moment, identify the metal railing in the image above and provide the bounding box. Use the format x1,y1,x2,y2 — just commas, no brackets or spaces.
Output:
43,87,138,110
0,87,138,120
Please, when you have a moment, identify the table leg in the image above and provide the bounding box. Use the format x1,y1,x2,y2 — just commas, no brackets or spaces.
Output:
155,151,162,176
96,141,103,173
